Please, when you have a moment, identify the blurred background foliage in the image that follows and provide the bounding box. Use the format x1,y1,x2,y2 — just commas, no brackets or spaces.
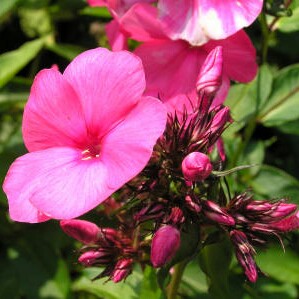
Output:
1,0,299,298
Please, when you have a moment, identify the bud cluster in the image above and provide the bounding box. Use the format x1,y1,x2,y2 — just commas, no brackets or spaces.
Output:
59,47,299,285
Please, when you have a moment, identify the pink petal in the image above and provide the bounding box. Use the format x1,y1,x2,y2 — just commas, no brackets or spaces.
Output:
120,3,167,42
4,147,115,220
135,39,206,99
200,0,263,40
3,159,50,222
158,0,262,44
87,0,107,7
101,96,167,189
158,0,209,46
206,31,257,83
23,68,87,152
63,48,146,138
106,20,128,51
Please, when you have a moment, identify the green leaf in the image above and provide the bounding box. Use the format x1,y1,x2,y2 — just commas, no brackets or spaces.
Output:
139,266,164,299
72,269,141,299
46,43,86,60
181,261,209,298
225,65,273,130
80,6,111,18
19,8,53,38
277,118,299,135
259,64,299,126
199,236,232,299
256,245,299,285
0,39,44,88
0,0,19,18
251,165,299,203
277,7,299,32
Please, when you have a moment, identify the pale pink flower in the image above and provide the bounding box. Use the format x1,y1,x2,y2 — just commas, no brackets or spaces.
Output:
158,0,263,46
3,48,166,223
120,3,257,111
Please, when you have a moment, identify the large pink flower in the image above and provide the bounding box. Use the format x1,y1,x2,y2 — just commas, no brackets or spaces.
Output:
158,0,263,46
3,48,167,223
120,3,257,111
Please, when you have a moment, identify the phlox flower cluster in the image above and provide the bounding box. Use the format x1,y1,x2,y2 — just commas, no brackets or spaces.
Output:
3,0,299,286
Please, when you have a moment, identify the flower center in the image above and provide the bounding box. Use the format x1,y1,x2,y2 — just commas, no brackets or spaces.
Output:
81,144,101,161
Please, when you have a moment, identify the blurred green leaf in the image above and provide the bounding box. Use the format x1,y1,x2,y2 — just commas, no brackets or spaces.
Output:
256,245,299,285
19,8,53,37
139,266,164,299
4,227,71,299
251,165,299,202
46,43,86,60
259,64,299,126
0,0,19,18
0,38,44,88
73,268,141,299
277,118,299,135
80,6,111,18
277,7,299,32
199,237,232,299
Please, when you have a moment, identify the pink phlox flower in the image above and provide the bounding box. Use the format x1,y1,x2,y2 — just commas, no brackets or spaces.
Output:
3,48,167,223
87,0,155,51
119,3,257,114
158,0,263,46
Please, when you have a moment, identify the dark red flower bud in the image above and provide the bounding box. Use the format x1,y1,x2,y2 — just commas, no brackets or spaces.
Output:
203,200,235,226
111,258,133,283
60,219,100,244
185,195,202,213
78,249,112,266
151,225,180,268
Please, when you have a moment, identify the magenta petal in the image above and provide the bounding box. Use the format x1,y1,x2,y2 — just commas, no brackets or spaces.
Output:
101,97,167,189
4,147,117,220
120,3,167,42
105,20,128,51
23,68,87,152
63,48,146,137
206,31,257,83
135,39,206,99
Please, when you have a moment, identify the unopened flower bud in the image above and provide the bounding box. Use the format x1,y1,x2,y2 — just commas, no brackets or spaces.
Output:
209,106,231,135
151,225,180,268
78,249,112,266
134,203,165,223
166,207,185,225
182,152,212,182
270,211,299,232
203,200,235,226
60,219,100,244
230,230,257,283
111,258,133,283
196,46,223,97
185,195,202,213
271,202,297,219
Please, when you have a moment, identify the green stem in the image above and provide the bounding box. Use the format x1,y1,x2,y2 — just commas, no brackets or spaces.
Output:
259,11,269,64
167,260,188,299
